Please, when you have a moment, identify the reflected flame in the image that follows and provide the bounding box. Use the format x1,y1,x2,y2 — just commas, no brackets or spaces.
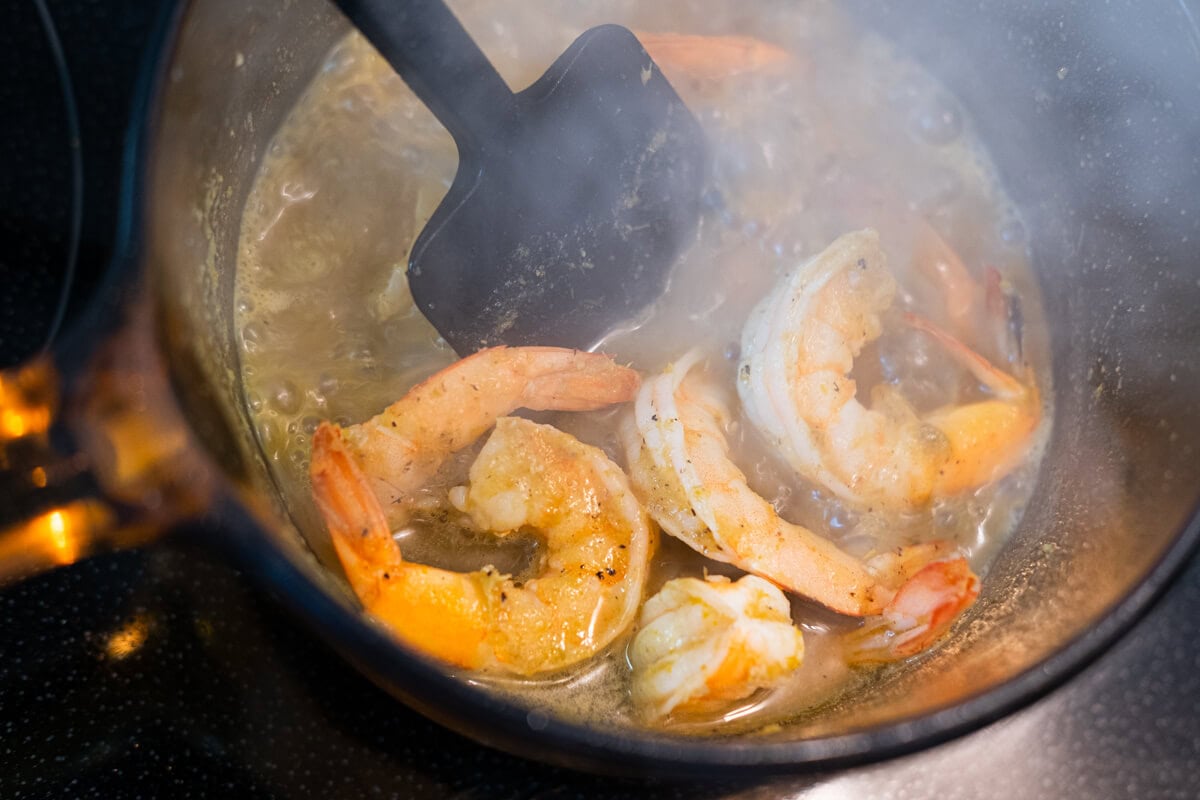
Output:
31,505,86,565
105,613,151,660
0,361,55,442
0,405,51,440
1,408,43,439
47,510,70,560
0,500,113,583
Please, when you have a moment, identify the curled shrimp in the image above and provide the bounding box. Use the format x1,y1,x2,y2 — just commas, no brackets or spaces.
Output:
337,345,640,528
623,350,886,616
309,347,653,675
624,354,980,657
738,229,1040,513
630,574,805,720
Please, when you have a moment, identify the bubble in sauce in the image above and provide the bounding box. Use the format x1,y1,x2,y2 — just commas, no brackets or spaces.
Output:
269,380,301,414
318,373,340,397
241,322,265,352
1000,218,1028,245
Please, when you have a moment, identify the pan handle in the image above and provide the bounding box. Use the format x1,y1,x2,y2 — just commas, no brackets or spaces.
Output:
0,302,215,585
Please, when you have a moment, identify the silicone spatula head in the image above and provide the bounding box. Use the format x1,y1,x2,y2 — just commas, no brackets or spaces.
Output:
332,0,707,354
405,25,707,353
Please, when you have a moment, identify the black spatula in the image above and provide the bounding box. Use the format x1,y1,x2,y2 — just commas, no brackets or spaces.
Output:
333,0,707,354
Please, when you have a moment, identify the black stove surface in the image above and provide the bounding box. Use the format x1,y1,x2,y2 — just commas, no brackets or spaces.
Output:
1,539,1197,799
0,2,1197,798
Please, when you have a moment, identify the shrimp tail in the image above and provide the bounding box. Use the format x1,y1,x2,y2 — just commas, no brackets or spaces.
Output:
310,423,403,595
312,422,494,668
985,266,1025,368
913,220,980,334
844,557,980,665
912,223,1025,371
903,312,1026,400
903,312,1039,496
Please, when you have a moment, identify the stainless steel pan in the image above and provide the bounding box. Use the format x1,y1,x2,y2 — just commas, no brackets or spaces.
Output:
1,0,1197,776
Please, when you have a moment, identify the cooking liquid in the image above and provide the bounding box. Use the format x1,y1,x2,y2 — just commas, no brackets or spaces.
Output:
234,0,1052,734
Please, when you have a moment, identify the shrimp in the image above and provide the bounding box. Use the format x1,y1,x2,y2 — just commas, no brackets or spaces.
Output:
629,574,805,720
636,32,796,83
336,345,641,529
624,353,981,657
309,347,653,675
623,350,887,616
844,556,981,664
738,229,1040,513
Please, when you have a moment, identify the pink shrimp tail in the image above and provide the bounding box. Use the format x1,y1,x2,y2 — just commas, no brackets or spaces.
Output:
903,312,1025,400
845,557,980,664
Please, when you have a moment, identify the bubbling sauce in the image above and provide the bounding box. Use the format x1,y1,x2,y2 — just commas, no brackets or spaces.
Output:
235,0,1051,734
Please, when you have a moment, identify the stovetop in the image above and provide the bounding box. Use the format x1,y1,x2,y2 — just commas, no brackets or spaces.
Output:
1,539,1196,799
0,2,1197,798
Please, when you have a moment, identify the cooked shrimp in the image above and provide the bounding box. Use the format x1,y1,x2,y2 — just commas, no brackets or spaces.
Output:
336,345,641,529
309,347,653,675
624,350,886,616
626,351,981,663
636,32,796,83
630,574,805,720
738,229,1040,512
844,556,981,664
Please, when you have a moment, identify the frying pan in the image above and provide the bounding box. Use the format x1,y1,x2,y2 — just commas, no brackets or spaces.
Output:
0,0,1198,777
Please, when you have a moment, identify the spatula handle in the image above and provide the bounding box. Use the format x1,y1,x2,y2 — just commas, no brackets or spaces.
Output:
333,0,516,148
